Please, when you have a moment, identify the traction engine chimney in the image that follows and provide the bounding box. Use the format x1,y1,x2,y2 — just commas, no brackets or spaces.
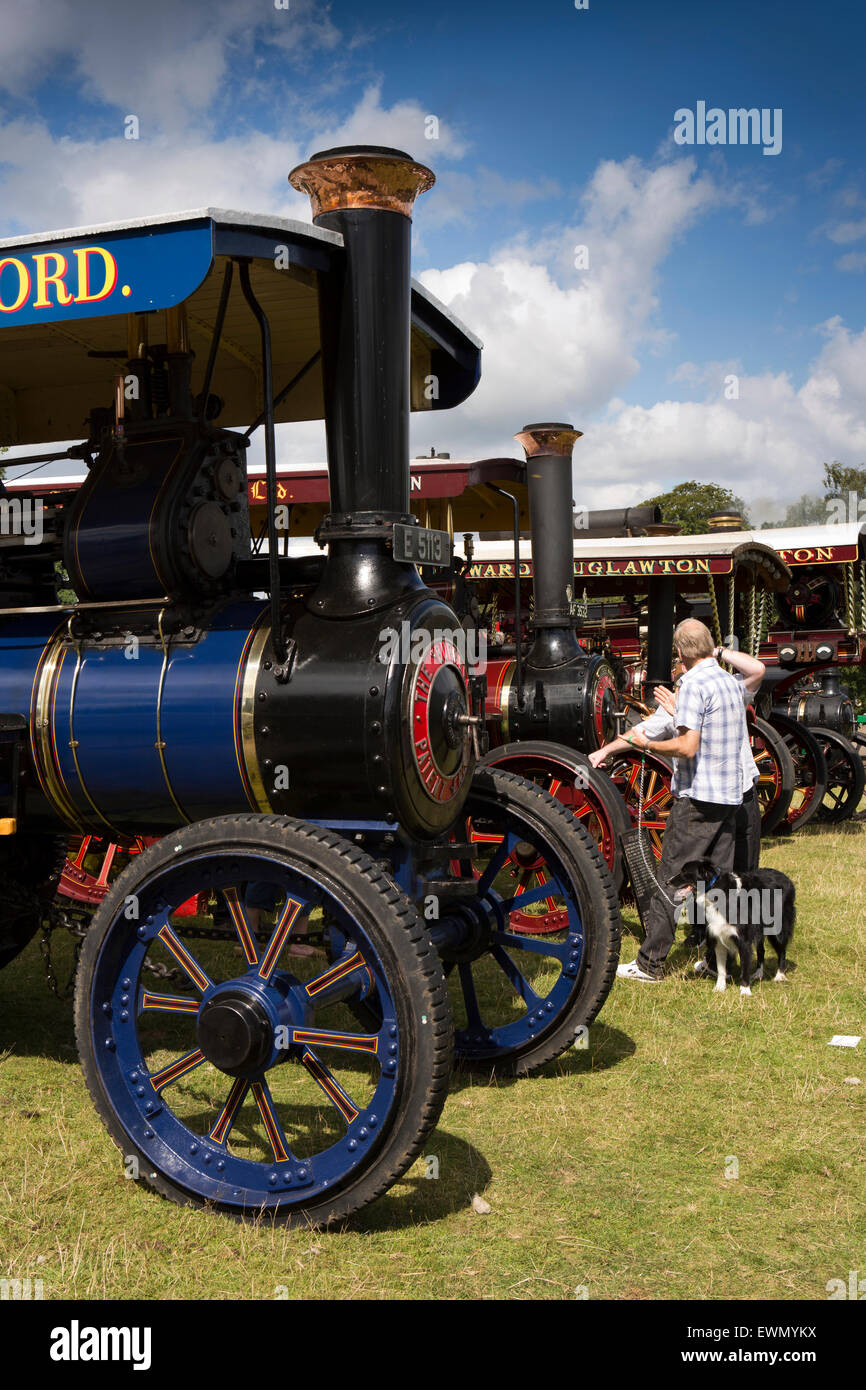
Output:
289,145,435,614
514,423,583,668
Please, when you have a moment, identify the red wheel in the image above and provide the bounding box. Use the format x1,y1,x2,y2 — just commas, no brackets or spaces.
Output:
608,749,675,863
58,835,207,915
479,741,631,892
768,713,828,832
749,716,795,834
450,816,569,934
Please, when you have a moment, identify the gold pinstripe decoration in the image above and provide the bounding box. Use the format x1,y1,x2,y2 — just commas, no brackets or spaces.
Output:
140,992,199,1014
157,924,213,993
222,886,259,966
304,950,365,998
300,1049,359,1125
290,1028,378,1055
257,897,303,980
150,1048,205,1091
251,1081,290,1161
210,1077,249,1146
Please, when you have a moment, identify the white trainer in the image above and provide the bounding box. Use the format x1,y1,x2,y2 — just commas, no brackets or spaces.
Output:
616,960,661,983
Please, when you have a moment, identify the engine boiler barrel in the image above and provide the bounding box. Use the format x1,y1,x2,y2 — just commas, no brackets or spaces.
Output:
777,688,855,739
485,652,618,753
0,595,472,841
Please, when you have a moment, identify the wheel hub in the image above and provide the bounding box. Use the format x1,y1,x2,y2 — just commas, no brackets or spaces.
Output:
197,989,273,1077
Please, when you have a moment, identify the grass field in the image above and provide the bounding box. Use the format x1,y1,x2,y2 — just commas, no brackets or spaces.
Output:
1,818,863,1302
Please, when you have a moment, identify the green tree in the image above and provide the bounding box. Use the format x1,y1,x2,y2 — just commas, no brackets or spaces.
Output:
761,493,828,528
822,461,866,498
640,480,749,535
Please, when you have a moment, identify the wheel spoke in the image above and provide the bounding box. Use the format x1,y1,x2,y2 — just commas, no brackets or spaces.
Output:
500,878,560,912
288,1027,379,1055
221,886,259,966
156,925,213,993
458,962,485,1031
490,944,542,1007
257,895,304,982
476,833,516,895
251,1079,293,1161
491,929,569,961
139,991,199,1015
299,1050,360,1126
209,1076,250,1145
150,1048,206,1092
304,949,367,1000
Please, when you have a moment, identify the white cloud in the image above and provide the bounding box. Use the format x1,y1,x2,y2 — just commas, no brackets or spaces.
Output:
0,0,339,130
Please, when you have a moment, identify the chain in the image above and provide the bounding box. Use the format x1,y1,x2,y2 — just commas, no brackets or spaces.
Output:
39,905,88,1001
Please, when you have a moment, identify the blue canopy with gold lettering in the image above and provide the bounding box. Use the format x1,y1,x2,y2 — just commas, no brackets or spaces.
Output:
0,209,481,446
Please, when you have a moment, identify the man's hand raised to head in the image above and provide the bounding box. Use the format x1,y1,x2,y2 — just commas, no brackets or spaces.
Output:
654,686,676,716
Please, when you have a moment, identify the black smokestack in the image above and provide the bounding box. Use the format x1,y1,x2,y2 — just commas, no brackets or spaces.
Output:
290,145,433,523
515,423,583,668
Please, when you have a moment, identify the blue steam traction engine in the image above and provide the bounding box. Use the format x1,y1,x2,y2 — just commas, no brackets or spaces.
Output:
0,147,620,1224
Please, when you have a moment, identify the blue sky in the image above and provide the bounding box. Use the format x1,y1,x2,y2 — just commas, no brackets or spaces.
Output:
1,0,865,516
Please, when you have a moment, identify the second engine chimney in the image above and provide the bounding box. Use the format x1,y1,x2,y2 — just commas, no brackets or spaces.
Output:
515,423,583,667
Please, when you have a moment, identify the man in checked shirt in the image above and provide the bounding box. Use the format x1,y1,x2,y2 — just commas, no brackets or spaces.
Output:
590,618,759,982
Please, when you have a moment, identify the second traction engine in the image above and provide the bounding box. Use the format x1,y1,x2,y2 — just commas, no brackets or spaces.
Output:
485,425,619,753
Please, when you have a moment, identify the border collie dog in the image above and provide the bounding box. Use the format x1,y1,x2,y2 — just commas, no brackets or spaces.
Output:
669,858,796,996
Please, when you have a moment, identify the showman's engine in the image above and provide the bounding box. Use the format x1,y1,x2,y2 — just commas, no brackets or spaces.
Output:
0,148,477,844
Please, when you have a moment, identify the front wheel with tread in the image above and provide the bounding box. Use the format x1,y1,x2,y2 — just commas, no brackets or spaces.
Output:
74,815,453,1227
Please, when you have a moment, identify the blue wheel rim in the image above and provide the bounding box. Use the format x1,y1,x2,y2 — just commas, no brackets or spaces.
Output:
87,848,403,1213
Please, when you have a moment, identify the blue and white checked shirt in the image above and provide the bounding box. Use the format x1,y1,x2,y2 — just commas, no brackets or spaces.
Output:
639,660,748,805
636,673,758,798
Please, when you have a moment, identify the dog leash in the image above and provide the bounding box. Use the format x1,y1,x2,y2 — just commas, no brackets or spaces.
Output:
633,746,679,908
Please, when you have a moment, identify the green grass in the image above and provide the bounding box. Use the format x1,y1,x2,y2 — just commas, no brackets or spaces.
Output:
0,820,864,1301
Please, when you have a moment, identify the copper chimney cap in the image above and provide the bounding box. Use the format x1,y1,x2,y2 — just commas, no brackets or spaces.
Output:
514,423,583,459
289,144,435,219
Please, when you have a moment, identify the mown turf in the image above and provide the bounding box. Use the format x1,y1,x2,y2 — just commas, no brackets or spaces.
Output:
0,820,863,1301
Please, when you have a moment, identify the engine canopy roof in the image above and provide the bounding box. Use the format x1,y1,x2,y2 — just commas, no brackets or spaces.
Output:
0,209,482,446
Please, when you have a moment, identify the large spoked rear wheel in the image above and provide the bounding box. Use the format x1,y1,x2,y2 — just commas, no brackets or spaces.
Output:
750,716,795,835
74,815,452,1226
479,740,632,893
811,727,866,822
768,713,828,832
445,768,621,1075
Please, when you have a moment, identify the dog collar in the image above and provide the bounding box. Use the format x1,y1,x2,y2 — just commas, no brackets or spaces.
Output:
705,871,720,891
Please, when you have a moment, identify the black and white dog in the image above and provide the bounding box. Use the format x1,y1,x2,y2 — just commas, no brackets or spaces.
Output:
669,859,796,996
